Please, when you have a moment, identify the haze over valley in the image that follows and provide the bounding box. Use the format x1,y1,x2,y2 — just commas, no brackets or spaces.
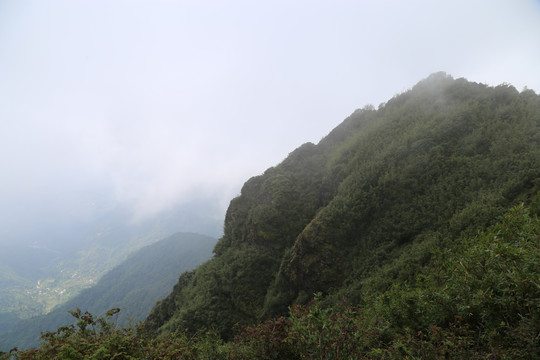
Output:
0,1,539,357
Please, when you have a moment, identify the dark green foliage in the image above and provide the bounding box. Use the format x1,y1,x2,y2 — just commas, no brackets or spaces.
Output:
276,76,539,310
233,202,540,359
12,202,538,358
146,73,540,340
146,245,279,339
11,308,150,360
9,308,227,359
147,143,332,338
369,203,540,358
8,73,539,357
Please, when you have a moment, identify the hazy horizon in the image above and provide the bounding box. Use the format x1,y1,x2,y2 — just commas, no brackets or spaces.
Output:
1,0,539,246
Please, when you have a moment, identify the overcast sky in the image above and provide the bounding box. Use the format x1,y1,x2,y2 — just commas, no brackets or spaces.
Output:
1,0,539,241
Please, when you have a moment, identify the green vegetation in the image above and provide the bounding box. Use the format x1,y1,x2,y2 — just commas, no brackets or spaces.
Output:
6,201,539,358
3,73,539,358
0,198,222,321
0,233,216,350
146,73,540,338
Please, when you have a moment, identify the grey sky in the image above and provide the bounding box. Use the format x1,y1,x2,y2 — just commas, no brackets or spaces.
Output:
1,0,539,238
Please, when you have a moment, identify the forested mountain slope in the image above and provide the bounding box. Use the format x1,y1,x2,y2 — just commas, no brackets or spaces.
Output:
8,199,539,359
0,195,222,321
146,73,540,339
0,232,216,350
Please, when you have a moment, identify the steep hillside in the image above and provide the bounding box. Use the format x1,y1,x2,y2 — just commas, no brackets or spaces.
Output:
0,196,222,320
8,200,539,359
146,73,540,339
0,232,216,350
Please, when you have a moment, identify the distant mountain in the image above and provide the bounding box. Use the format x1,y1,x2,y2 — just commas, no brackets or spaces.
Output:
0,312,19,333
9,200,540,358
0,232,216,350
0,196,223,319
145,73,540,339
5,73,539,359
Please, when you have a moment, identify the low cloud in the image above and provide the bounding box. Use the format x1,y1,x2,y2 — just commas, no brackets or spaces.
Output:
1,0,539,243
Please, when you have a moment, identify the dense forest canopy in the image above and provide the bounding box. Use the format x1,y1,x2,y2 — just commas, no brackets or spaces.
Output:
3,73,539,358
145,73,540,338
7,161,539,360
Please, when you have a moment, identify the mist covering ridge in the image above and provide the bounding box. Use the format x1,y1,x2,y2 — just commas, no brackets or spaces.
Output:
145,74,540,340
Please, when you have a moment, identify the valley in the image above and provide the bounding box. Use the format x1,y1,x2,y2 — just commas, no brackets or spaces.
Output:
2,73,539,358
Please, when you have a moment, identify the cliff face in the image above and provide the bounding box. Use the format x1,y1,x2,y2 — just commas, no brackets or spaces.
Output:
146,73,540,338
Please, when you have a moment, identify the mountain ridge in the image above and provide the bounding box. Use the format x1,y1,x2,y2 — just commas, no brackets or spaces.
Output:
0,232,216,349
145,72,540,338
3,72,539,358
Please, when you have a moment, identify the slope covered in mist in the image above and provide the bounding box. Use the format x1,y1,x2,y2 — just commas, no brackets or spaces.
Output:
0,232,216,349
0,197,222,321
146,73,540,339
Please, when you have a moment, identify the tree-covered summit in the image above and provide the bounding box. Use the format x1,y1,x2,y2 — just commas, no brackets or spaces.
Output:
145,73,540,338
